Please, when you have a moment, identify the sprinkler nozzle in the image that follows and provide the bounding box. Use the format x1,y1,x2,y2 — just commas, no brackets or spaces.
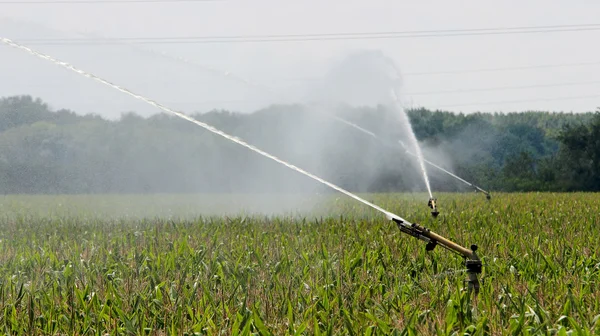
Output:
428,198,439,217
474,186,492,201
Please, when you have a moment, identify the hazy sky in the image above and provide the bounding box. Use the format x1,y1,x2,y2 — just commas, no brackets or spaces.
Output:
1,0,600,118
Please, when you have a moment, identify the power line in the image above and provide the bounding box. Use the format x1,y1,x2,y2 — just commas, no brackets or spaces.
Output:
403,61,600,76
426,94,600,109
15,23,600,39
271,61,600,82
405,80,600,96
13,24,600,45
13,20,600,93
0,0,221,3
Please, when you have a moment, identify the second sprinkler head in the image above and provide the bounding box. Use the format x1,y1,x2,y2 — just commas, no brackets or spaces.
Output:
428,198,439,217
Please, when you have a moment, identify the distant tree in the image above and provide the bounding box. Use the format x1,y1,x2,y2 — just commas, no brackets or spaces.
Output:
556,110,600,191
0,95,597,194
0,95,53,132
501,151,539,191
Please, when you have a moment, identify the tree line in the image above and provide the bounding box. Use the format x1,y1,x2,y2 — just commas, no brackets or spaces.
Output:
1,95,599,194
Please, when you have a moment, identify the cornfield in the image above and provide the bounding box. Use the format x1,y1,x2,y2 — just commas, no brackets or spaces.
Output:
0,192,598,335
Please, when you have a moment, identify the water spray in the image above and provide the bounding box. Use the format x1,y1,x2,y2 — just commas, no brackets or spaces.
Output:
397,140,491,199
51,32,470,207
327,113,492,203
390,90,434,200
0,37,395,219
0,36,483,293
64,32,446,208
160,45,488,206
332,116,492,200
325,109,492,200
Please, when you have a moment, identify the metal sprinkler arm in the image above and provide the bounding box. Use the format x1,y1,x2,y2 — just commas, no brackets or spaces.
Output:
389,216,482,294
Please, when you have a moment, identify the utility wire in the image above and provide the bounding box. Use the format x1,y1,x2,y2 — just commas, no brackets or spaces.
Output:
0,0,222,3
406,80,600,96
260,61,600,81
20,95,596,110
13,24,600,45
5,21,599,110
427,94,600,109
15,23,600,39
10,18,598,79
403,61,600,76
19,80,600,98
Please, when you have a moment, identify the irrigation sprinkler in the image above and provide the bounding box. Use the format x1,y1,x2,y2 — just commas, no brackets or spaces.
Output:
388,215,482,294
322,113,442,216
320,111,492,203
3,36,484,296
43,30,490,202
428,197,439,217
397,141,492,200
41,30,488,203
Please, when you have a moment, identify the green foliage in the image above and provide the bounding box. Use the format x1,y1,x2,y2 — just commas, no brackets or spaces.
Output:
0,192,598,334
556,112,600,191
1,95,599,193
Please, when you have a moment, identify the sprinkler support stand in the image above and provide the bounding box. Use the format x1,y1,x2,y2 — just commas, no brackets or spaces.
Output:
390,217,482,295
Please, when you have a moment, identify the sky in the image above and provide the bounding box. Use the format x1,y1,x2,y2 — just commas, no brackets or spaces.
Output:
1,0,600,119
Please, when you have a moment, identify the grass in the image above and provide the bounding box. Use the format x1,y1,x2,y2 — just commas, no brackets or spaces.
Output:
0,192,598,335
